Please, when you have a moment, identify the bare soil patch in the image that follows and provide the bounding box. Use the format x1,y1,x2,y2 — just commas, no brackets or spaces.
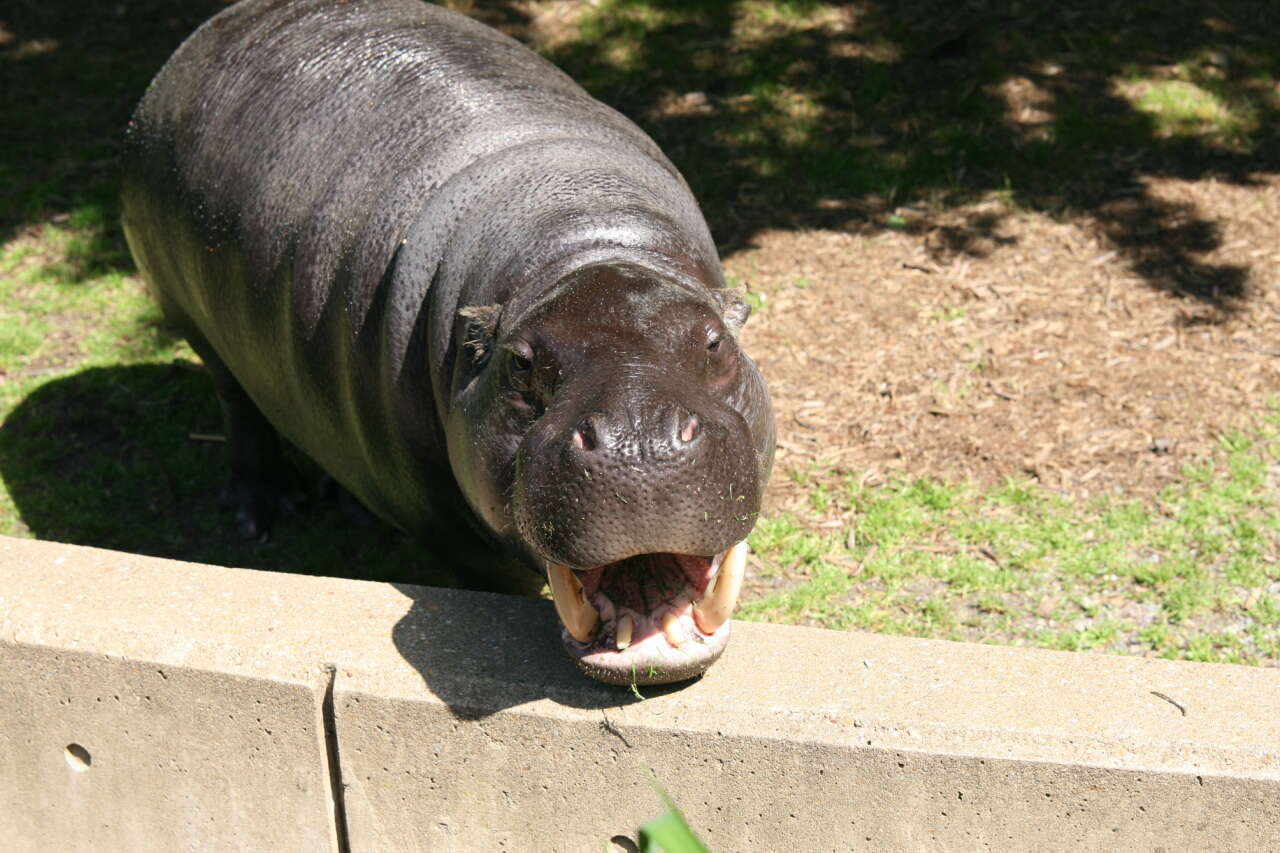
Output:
732,175,1280,519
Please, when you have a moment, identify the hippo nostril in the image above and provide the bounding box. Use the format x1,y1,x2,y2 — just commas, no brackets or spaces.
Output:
679,415,699,443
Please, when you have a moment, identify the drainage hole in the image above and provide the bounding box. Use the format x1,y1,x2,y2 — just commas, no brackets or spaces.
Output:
64,743,91,771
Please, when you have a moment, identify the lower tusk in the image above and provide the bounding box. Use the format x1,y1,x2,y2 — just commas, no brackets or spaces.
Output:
548,562,600,644
692,541,748,635
615,613,633,650
661,610,685,647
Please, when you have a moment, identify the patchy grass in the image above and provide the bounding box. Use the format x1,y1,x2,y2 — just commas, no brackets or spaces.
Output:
743,413,1280,665
1115,75,1258,149
0,222,167,392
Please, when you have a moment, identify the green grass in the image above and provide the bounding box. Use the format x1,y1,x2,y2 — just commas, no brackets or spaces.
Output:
744,416,1280,665
1131,80,1244,139
636,790,711,853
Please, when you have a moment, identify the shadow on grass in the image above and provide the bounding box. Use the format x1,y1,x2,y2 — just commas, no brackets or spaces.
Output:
0,362,456,586
0,1,234,277
478,0,1278,313
3,0,1276,303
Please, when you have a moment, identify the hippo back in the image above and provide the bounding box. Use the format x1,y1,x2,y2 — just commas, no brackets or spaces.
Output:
121,0,722,535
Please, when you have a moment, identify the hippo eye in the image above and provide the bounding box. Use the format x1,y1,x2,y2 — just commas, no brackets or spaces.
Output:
507,339,534,368
706,335,722,353
507,342,534,391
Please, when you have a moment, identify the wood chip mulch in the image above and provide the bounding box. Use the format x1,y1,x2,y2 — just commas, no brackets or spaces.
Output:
730,175,1280,518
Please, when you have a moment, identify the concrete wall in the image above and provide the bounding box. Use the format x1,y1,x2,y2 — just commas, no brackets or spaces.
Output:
1,535,1276,851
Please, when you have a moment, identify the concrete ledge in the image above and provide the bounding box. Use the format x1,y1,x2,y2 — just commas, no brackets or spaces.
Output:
1,535,1277,851
0,538,342,852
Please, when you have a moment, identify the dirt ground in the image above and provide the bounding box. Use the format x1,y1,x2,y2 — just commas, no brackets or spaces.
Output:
733,175,1280,520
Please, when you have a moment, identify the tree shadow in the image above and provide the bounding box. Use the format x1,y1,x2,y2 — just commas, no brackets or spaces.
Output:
0,0,229,274
480,0,1276,314
4,0,1273,293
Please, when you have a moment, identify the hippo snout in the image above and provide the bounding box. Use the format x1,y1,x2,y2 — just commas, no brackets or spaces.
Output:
511,380,763,686
513,391,760,571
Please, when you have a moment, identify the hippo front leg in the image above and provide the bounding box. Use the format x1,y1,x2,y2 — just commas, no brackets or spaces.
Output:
189,338,299,541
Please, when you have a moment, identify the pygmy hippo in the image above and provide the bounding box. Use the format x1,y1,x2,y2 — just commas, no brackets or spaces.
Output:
121,0,775,685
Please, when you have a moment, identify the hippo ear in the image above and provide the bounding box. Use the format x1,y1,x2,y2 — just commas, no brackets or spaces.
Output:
458,304,502,362
712,288,751,335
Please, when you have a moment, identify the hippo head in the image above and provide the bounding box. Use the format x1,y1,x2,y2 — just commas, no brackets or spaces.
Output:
445,262,774,685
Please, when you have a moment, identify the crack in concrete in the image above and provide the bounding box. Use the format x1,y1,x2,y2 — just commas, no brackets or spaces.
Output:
322,664,352,853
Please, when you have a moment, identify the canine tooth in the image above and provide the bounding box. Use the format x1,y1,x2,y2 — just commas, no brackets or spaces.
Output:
616,614,633,650
692,541,747,635
548,563,600,644
661,611,685,647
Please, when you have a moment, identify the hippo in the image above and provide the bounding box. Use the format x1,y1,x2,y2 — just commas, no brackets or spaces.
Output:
120,0,774,685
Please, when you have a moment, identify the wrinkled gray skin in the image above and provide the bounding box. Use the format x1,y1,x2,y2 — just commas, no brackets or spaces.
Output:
122,0,774,683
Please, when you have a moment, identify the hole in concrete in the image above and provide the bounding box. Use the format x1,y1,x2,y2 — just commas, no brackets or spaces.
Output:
609,836,639,853
64,743,91,771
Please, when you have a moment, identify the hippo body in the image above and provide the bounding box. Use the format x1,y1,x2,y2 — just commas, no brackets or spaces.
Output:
121,0,774,684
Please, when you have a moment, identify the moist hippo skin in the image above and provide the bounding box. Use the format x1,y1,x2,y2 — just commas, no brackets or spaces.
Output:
121,0,775,685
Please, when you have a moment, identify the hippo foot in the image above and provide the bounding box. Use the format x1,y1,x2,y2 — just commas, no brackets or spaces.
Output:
218,474,303,542
549,541,748,686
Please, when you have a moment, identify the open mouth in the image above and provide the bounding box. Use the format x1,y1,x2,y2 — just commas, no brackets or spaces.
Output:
547,541,748,686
